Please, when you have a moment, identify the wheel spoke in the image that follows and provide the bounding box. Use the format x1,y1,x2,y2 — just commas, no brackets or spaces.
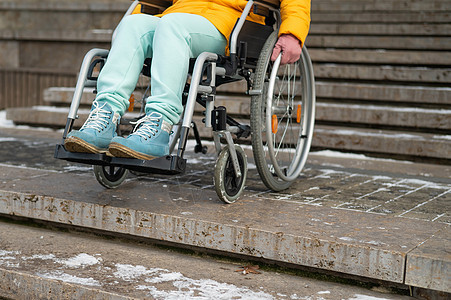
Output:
250,32,315,190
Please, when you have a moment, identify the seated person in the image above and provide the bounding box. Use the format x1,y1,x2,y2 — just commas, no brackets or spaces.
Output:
64,0,311,160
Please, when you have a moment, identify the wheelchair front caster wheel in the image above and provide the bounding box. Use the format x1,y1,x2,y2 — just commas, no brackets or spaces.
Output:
93,165,128,189
214,145,247,204
194,144,208,154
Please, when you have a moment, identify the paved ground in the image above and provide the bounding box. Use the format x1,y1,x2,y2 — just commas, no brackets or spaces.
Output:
1,127,449,224
0,219,413,300
0,125,450,299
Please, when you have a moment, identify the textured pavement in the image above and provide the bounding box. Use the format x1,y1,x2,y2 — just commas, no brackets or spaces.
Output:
0,220,417,300
0,126,450,296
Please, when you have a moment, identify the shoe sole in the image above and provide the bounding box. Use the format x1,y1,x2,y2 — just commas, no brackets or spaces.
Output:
108,142,157,160
64,136,105,154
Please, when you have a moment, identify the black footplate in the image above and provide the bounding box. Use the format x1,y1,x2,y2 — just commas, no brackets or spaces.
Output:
54,144,186,175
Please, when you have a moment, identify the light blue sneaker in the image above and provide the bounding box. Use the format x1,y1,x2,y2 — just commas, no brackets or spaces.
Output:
64,101,120,153
108,111,172,160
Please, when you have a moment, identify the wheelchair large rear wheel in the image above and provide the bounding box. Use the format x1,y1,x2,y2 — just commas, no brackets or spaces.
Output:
250,32,315,191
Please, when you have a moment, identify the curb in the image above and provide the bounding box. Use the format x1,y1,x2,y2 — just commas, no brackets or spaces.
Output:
0,184,449,292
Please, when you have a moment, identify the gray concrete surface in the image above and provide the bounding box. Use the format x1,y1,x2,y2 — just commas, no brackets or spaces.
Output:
0,126,449,297
0,220,413,300
7,106,451,161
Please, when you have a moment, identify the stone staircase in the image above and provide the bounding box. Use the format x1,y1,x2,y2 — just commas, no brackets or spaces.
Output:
0,0,129,108
4,0,451,162
307,0,451,162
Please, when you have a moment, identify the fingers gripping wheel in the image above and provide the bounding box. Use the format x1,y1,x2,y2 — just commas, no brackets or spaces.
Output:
93,165,128,189
214,145,248,204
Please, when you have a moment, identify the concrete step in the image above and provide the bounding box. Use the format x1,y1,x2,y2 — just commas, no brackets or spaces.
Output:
42,87,451,130
310,23,451,36
0,0,129,17
315,103,451,131
313,125,451,160
191,117,451,161
309,49,451,66
217,80,451,105
307,35,451,50
4,0,449,13
44,87,96,106
311,11,451,23
0,0,124,70
0,29,113,43
5,106,91,129
5,21,450,41
0,219,417,300
4,31,450,70
43,87,146,108
4,28,450,49
0,130,449,293
5,106,451,160
3,29,449,61
312,64,451,84
315,81,451,105
0,7,125,32
311,0,451,12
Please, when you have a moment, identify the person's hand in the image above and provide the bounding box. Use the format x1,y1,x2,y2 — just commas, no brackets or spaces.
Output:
270,34,302,65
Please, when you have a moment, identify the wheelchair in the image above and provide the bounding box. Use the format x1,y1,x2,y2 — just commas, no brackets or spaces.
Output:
54,0,316,204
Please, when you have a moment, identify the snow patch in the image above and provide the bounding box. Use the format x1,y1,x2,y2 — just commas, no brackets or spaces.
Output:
434,135,451,140
38,270,101,287
0,110,60,131
23,254,56,260
0,111,14,127
90,29,113,34
115,264,274,299
318,290,330,294
56,253,101,268
316,102,451,114
31,105,91,113
137,276,274,300
348,294,391,300
113,263,162,281
0,250,20,257
311,150,413,164
63,165,93,172
0,137,18,142
314,128,425,140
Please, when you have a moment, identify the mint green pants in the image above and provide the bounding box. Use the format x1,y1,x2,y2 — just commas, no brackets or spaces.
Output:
96,13,227,125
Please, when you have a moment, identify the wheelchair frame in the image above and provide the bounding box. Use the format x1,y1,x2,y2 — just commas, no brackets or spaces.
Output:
54,0,316,203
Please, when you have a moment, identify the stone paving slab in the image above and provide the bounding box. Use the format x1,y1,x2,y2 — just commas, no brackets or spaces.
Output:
0,166,448,290
0,221,414,300
6,107,451,161
0,127,450,293
41,87,451,130
405,227,451,293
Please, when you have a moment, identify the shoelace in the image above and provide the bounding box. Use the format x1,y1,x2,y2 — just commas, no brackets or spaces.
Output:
81,102,112,132
130,113,162,140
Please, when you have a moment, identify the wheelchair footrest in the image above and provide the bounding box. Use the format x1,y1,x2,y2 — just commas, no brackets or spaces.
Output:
54,144,186,175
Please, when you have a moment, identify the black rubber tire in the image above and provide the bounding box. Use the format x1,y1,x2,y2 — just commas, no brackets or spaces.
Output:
213,145,247,204
250,31,292,191
93,165,128,189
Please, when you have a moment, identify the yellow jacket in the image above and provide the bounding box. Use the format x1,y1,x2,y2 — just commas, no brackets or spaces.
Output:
135,0,310,45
